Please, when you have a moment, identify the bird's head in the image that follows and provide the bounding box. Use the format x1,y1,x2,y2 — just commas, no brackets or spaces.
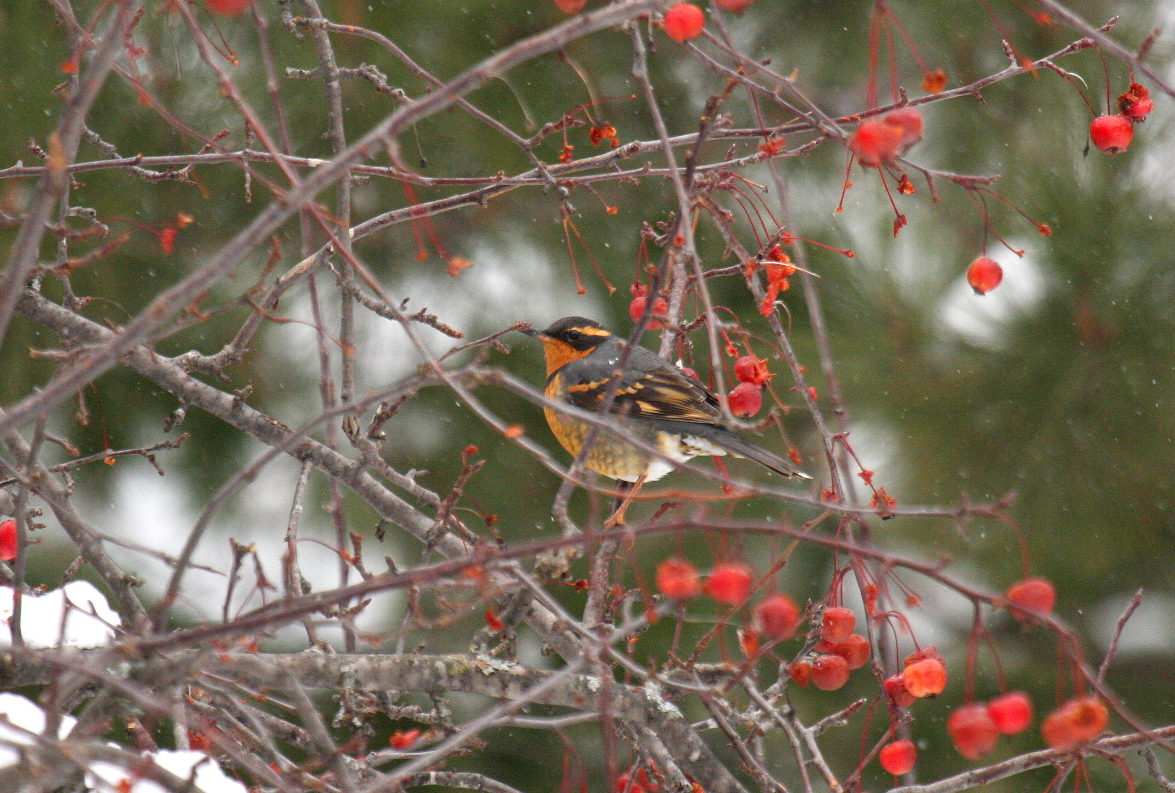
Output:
526,317,613,375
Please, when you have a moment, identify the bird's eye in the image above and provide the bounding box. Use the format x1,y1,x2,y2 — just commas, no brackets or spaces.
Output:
565,329,582,341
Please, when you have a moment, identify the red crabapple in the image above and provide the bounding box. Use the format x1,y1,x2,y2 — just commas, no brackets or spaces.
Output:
826,633,870,669
967,256,1003,295
0,519,15,562
988,691,1033,735
1006,576,1056,622
789,660,811,687
728,382,763,417
810,654,850,690
752,594,800,640
879,739,917,775
706,563,754,605
820,606,856,643
848,119,903,166
903,645,943,667
663,4,705,42
656,557,700,601
1089,114,1134,154
948,703,999,760
629,295,669,330
902,658,947,698
1041,696,1108,749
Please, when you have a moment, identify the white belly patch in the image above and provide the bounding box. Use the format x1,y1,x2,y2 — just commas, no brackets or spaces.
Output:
646,432,728,482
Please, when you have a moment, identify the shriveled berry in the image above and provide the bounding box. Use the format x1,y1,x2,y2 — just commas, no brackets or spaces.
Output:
789,660,811,687
902,658,947,698
948,704,999,760
848,119,903,166
884,675,916,708
820,606,856,643
922,68,948,93
1041,696,1107,749
663,3,705,42
738,628,760,657
752,594,800,639
706,563,754,605
728,382,763,417
656,557,700,601
733,355,772,386
883,107,924,155
1117,82,1154,121
1006,576,1056,622
1089,114,1134,154
879,739,917,775
810,654,850,690
765,257,796,284
988,691,1033,735
967,256,1003,295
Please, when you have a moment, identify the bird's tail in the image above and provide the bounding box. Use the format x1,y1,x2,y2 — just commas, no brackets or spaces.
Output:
709,429,812,480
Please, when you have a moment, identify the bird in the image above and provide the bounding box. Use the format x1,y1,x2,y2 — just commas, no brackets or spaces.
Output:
525,316,810,483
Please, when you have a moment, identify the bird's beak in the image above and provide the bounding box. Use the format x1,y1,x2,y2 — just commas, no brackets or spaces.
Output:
518,323,542,338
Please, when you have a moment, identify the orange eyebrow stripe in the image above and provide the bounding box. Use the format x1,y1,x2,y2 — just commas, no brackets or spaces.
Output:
576,326,611,336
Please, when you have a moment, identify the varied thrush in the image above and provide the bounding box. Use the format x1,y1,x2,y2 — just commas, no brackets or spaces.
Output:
526,317,810,483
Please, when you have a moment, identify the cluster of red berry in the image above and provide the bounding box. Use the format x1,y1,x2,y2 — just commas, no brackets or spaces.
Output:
788,606,872,691
940,576,1105,761
628,283,669,330
657,559,803,643
627,283,778,418
728,353,771,417
657,560,874,690
947,691,1033,760
1090,83,1154,155
658,561,1106,774
657,558,760,605
946,690,1107,760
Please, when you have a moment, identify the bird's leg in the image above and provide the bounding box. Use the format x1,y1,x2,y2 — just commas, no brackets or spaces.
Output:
603,476,645,530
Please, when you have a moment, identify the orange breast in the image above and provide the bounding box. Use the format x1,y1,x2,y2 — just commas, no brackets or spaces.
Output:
543,373,650,481
544,373,583,456
541,338,593,377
